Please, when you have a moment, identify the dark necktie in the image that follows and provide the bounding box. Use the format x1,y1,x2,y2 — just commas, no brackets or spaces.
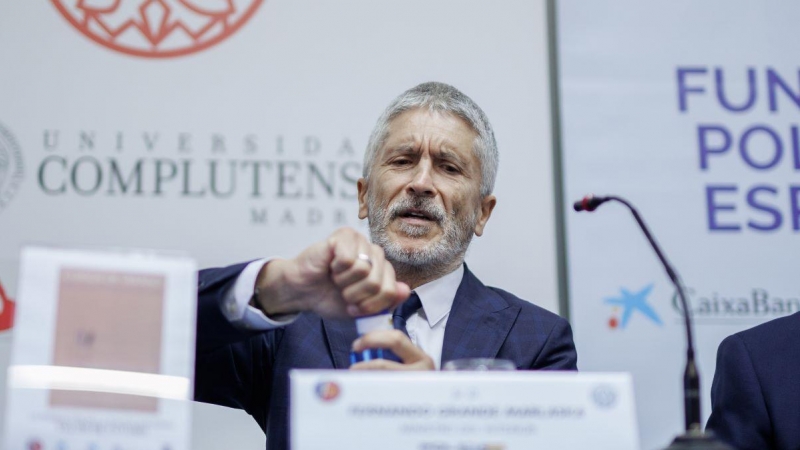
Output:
392,292,422,337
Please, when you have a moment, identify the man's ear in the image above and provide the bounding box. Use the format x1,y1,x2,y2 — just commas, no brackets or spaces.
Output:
357,178,368,219
473,194,497,236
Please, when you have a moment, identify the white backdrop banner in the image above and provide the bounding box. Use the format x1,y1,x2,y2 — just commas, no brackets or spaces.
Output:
559,1,800,449
0,1,557,447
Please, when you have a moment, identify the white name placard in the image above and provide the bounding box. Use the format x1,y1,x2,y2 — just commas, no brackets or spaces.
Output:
291,370,639,450
4,246,197,450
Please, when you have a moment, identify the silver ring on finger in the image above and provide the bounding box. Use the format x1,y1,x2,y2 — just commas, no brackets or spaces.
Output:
357,253,373,268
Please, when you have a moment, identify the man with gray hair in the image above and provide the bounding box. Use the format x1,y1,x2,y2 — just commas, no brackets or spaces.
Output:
194,82,578,449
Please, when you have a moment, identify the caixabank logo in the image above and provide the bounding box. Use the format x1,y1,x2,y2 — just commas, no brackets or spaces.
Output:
604,284,664,330
0,122,24,213
51,0,264,58
673,286,799,323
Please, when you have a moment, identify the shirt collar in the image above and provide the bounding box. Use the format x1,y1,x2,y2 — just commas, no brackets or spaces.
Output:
412,264,464,328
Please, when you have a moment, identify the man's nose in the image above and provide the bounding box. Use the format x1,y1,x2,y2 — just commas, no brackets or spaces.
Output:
407,161,437,197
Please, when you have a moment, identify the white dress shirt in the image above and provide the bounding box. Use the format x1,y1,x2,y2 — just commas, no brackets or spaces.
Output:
402,265,463,369
221,258,297,329
223,259,464,369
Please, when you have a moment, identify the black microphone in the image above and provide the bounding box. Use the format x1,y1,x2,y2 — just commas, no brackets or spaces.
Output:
574,194,732,450
572,195,609,212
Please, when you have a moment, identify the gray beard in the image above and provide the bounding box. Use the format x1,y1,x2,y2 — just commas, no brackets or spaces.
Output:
367,191,477,280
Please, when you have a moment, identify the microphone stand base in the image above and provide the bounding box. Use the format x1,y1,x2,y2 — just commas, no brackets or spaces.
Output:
664,430,735,450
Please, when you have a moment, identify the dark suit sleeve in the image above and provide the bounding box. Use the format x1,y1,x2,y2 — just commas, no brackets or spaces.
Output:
195,263,264,352
531,318,578,371
193,263,282,431
706,334,772,450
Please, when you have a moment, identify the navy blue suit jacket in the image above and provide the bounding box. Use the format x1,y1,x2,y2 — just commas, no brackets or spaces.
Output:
193,263,578,450
706,312,800,450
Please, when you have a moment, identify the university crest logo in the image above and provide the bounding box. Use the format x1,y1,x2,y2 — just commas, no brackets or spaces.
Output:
0,122,24,213
51,0,265,58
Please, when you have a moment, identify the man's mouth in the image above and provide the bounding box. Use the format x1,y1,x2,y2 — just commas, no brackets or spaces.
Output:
396,208,437,222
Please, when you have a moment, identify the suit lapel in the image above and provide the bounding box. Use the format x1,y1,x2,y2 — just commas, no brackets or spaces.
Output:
321,318,359,369
442,266,520,364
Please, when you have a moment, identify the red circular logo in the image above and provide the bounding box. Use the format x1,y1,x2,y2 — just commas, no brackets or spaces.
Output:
51,0,264,58
0,279,16,332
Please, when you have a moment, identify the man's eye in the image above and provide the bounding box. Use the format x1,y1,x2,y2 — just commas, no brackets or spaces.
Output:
442,164,460,173
392,159,411,166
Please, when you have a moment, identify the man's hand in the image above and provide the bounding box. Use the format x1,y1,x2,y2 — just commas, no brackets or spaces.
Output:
349,330,435,371
253,227,410,319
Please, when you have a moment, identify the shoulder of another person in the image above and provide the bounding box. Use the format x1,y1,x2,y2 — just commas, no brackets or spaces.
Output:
736,311,800,347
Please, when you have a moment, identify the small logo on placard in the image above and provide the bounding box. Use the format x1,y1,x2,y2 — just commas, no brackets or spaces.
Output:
0,279,16,332
604,284,663,330
315,381,341,402
591,385,618,409
50,0,265,58
0,122,24,213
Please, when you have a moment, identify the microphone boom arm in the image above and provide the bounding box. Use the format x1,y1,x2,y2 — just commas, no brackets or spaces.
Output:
577,195,701,432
